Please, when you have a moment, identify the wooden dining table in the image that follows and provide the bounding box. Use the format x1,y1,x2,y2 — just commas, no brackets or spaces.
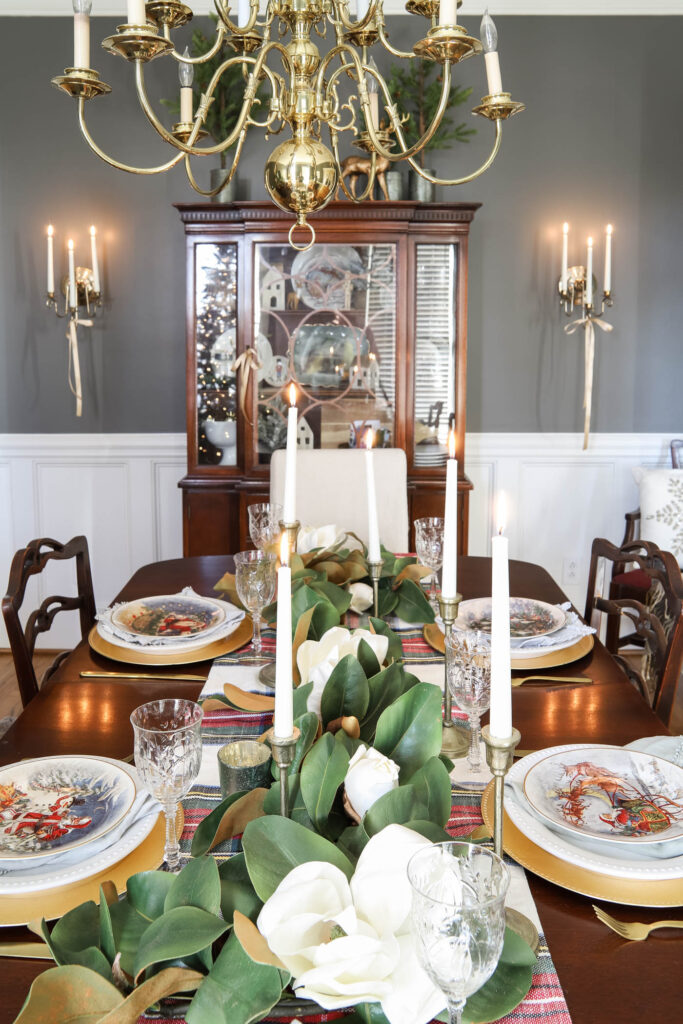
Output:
0,554,679,1024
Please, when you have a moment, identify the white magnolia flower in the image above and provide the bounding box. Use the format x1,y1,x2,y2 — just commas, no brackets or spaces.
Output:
344,744,399,820
347,582,374,613
257,825,445,1024
297,524,346,554
298,626,388,718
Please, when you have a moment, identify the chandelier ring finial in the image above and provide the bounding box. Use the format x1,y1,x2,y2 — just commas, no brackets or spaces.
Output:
288,219,316,252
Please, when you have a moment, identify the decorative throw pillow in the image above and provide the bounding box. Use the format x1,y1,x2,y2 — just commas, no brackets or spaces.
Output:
632,467,683,567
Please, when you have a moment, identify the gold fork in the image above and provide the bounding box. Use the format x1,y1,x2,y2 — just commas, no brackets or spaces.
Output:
592,905,683,941
511,675,587,688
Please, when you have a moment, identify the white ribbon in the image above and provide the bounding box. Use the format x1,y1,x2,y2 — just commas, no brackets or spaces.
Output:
66,315,93,418
564,314,613,450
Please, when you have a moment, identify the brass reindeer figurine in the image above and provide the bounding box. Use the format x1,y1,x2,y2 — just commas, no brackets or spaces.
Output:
338,154,391,201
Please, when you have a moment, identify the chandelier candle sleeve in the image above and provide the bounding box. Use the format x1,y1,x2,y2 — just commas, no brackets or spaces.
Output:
179,48,194,123
355,0,370,19
561,222,569,293
274,534,293,740
441,431,458,599
283,384,297,525
438,0,457,27
366,58,380,130
46,226,55,295
604,224,613,293
364,430,381,564
127,0,147,26
585,237,593,307
72,0,91,70
489,494,512,740
481,10,503,96
67,239,77,309
89,226,100,294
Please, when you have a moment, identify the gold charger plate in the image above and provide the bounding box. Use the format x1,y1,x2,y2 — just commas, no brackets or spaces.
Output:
423,624,594,670
481,782,683,907
89,616,253,666
0,807,184,926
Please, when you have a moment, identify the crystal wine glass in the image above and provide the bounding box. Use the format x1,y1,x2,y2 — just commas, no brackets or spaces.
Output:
408,842,509,1024
234,550,277,655
248,502,283,553
130,699,203,872
445,630,491,773
414,516,444,610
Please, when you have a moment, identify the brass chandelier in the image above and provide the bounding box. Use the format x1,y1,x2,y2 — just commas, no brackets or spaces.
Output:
53,0,523,249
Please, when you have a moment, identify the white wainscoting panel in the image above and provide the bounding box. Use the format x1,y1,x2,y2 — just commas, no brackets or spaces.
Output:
0,432,676,655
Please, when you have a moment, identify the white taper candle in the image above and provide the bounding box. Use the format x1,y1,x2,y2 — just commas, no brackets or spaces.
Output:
67,239,77,309
441,430,458,599
89,226,100,294
73,11,90,68
364,430,381,563
238,0,250,26
585,236,593,307
283,384,298,524
47,226,55,295
489,493,512,740
274,533,293,739
561,222,569,293
604,224,613,293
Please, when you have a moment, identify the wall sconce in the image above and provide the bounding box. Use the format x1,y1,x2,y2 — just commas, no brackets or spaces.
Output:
557,222,615,450
45,224,103,416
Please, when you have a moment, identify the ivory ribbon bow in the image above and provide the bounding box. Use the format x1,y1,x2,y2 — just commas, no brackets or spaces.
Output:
66,315,93,418
231,346,262,426
564,314,613,450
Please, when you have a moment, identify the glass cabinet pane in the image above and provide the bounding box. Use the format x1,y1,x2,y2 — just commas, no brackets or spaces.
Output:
196,243,238,467
414,243,456,467
254,242,396,464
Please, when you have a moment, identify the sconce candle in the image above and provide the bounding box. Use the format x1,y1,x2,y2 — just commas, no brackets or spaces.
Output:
179,48,194,122
283,384,298,524
438,0,457,27
127,0,147,26
364,429,381,563
490,493,512,740
67,239,77,309
441,430,458,600
274,533,293,739
72,0,92,70
560,222,569,293
366,57,380,130
604,224,613,293
46,225,55,295
585,236,593,307
238,0,251,26
89,226,100,294
481,9,503,96
355,0,370,19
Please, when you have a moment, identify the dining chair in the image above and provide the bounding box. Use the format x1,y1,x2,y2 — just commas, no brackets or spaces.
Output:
269,447,409,552
584,537,683,726
2,536,96,708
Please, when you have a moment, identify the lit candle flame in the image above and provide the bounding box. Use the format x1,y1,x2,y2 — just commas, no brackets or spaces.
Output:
67,238,74,251
288,383,297,407
587,236,593,248
448,429,456,460
89,225,97,237
606,223,613,236
562,222,569,234
496,492,507,535
279,532,289,567
47,225,55,237
364,428,374,451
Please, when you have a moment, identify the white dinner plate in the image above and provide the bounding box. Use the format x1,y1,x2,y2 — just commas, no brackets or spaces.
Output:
98,600,244,654
454,597,567,639
111,593,227,642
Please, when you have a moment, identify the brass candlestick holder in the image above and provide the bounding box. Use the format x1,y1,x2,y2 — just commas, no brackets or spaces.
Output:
264,725,300,817
438,593,469,758
482,723,521,858
279,520,300,556
368,560,383,618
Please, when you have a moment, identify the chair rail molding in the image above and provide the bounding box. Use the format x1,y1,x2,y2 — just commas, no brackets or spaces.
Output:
0,431,675,650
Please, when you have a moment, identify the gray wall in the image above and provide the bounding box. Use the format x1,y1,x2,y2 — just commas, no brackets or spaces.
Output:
0,15,681,434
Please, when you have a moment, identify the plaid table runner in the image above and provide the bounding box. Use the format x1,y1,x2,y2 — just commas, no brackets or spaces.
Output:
148,623,572,1024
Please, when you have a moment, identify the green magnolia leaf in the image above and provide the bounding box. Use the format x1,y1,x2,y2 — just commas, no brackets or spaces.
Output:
108,901,152,979
164,856,221,916
99,887,116,965
359,663,404,743
14,965,123,1024
343,1004,392,1024
290,711,319,775
409,757,452,827
500,926,538,967
337,822,370,862
309,600,341,640
463,958,533,1023
393,578,435,624
262,775,314,830
399,669,422,694
291,584,329,626
363,785,429,836
439,753,455,773
356,638,381,678
374,682,443,781
133,906,229,981
191,791,252,858
320,654,370,726
300,732,350,834
292,682,314,716
242,815,353,901
368,618,403,663
41,903,112,980
127,871,176,922
309,580,352,615
99,967,203,1024
218,854,263,925
334,728,363,759
377,586,399,617
185,931,283,1024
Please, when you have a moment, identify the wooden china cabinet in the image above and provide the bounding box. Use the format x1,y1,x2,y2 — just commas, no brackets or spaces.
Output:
176,201,479,556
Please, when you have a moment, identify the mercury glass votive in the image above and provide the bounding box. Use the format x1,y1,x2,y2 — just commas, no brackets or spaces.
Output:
218,739,273,797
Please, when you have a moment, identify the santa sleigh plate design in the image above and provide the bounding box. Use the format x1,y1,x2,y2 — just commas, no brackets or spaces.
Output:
523,745,683,847
0,756,136,860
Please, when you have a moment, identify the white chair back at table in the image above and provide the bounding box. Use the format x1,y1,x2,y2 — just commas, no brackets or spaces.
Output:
269,448,409,553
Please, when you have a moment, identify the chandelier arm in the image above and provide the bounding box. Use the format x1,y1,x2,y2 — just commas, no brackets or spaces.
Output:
170,22,227,64
77,99,185,174
213,0,260,37
376,18,418,60
184,130,247,197
405,118,503,185
330,132,378,202
331,0,381,33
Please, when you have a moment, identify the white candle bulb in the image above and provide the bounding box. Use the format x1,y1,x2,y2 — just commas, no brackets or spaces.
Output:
366,57,380,130
356,0,369,19
364,429,381,563
89,225,100,294
585,236,593,307
238,0,250,26
561,222,569,293
274,533,293,739
481,9,503,96
283,384,298,525
72,0,92,70
127,0,147,27
489,492,512,740
441,430,458,599
438,0,457,27
67,239,77,309
604,224,613,294
46,225,55,296
179,47,194,122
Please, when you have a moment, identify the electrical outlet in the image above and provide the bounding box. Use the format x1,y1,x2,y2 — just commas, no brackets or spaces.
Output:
563,557,580,585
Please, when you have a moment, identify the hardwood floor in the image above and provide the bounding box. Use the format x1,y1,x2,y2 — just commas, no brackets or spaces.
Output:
0,651,681,734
